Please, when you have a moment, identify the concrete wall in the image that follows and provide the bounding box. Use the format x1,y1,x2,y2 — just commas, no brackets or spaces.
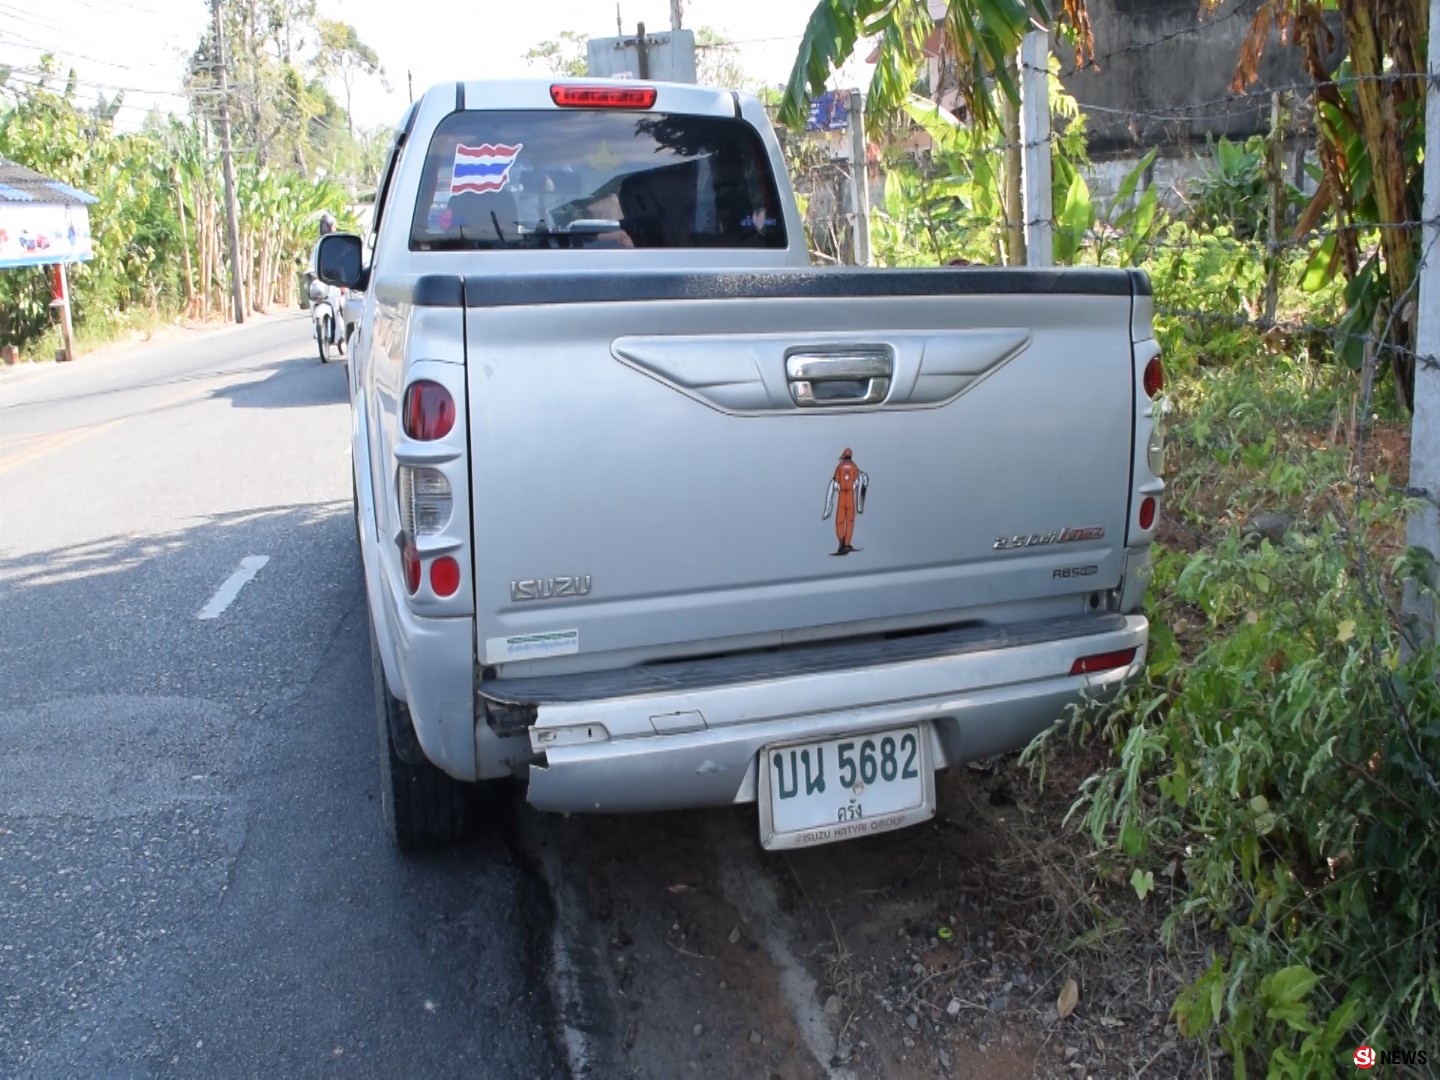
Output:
1079,136,1318,214
1053,0,1345,155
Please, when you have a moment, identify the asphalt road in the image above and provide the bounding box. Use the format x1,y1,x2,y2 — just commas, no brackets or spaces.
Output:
0,317,567,1080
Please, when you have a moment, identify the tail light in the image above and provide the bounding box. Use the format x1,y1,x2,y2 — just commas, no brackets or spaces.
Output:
403,380,455,441
392,367,470,614
399,466,452,536
1127,343,1164,549
551,84,657,109
430,556,461,598
1147,422,1165,476
1138,496,1157,530
1144,353,1166,475
1143,356,1164,398
1070,647,1138,676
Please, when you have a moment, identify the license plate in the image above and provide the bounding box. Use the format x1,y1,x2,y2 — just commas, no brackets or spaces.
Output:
757,726,935,850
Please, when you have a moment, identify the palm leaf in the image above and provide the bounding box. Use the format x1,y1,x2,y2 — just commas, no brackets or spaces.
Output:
785,0,1092,136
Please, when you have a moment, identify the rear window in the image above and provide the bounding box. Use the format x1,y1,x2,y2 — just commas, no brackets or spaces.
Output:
408,109,787,251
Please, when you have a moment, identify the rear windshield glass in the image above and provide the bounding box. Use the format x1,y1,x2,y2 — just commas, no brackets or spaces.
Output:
408,109,787,251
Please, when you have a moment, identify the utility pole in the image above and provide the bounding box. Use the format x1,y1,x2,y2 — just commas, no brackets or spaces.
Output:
1019,30,1052,267
407,70,413,103
670,0,683,30
635,22,650,80
212,0,245,324
847,89,871,266
616,4,622,33
1404,0,1440,651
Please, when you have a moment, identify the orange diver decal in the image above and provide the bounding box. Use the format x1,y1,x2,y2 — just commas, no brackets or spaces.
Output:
822,448,870,556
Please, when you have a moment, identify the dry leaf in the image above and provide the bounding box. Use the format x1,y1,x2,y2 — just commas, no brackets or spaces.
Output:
1057,978,1079,1020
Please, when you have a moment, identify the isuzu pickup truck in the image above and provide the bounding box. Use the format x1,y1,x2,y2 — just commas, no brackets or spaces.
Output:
315,77,1164,853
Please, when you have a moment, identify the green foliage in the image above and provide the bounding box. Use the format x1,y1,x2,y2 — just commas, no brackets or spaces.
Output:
1051,148,1159,267
1295,60,1426,384
184,3,384,175
523,30,590,78
1186,134,1302,243
781,0,1090,138
0,58,354,354
1,69,186,345
872,70,1093,268
776,3,1437,1068
317,19,387,136
1035,342,1440,1076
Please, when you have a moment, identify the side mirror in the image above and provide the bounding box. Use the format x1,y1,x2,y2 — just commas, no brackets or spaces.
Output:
316,233,368,291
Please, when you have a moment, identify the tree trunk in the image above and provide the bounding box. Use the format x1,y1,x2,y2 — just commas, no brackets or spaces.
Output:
175,169,196,317
200,197,212,321
243,232,254,317
1341,0,1418,408
1002,62,1026,267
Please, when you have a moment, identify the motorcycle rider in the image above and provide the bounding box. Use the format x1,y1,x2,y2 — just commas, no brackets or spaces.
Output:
307,210,345,356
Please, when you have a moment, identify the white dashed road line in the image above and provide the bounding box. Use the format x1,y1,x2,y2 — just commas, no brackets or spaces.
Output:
198,556,270,620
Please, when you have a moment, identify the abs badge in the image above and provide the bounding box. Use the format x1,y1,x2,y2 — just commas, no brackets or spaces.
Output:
822,448,869,556
450,143,523,196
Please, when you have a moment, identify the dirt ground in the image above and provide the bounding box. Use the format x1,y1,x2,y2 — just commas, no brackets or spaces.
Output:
519,737,1223,1080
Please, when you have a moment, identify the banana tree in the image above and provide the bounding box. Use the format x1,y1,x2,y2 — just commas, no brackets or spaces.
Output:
1232,0,1426,410
781,0,1095,139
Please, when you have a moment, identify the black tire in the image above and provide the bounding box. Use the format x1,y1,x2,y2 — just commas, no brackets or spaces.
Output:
369,616,477,853
352,473,362,554
317,316,331,363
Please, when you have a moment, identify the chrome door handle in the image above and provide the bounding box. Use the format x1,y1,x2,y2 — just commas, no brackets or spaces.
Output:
785,349,893,407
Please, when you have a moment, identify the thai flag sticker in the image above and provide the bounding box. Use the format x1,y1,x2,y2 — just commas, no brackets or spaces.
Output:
450,143,523,196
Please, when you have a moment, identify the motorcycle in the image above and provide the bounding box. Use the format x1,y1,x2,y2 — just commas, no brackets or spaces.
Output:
309,277,347,363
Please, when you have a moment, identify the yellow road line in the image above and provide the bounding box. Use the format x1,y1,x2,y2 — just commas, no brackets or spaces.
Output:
0,387,204,476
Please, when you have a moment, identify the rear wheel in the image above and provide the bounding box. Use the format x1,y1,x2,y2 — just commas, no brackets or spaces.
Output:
352,474,362,554
317,316,332,363
369,615,477,852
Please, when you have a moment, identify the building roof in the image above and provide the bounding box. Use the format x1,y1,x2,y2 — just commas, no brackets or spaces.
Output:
0,157,98,205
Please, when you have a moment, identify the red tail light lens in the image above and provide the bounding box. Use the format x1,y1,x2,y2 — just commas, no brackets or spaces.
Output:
403,381,455,441
402,540,421,595
430,556,461,597
550,84,657,109
1070,647,1138,676
1143,356,1164,399
1139,497,1157,530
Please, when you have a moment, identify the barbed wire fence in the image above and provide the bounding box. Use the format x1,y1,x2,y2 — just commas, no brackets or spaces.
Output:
769,61,1437,368
765,34,1438,642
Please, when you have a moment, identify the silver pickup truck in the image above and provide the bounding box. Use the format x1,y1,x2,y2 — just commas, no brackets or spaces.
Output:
315,77,1163,854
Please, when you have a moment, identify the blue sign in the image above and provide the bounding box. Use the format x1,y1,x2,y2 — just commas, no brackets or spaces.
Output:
805,91,850,132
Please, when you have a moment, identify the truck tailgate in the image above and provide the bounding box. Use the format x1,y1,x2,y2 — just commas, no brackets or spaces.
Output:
464,268,1143,670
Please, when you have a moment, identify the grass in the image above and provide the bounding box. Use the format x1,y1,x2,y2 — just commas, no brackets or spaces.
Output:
1021,325,1439,1079
4,297,302,367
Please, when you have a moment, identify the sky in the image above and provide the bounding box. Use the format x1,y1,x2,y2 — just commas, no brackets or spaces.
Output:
0,0,874,135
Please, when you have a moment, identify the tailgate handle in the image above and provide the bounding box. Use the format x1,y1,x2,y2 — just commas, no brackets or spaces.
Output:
785,350,893,407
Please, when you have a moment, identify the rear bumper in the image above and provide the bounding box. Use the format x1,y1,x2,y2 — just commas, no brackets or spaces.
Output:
490,614,1147,814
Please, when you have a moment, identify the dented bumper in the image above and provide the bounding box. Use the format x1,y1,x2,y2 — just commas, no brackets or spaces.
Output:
480,614,1148,814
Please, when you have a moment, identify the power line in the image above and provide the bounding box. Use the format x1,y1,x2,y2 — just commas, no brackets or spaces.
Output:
1,66,197,99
